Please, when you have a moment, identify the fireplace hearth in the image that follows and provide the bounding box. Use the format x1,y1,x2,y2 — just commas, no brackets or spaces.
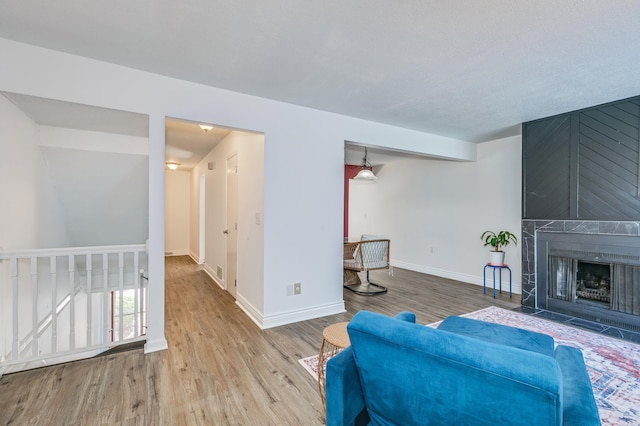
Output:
522,220,640,333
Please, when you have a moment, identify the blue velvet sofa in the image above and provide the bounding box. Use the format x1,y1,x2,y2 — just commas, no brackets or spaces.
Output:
326,310,600,426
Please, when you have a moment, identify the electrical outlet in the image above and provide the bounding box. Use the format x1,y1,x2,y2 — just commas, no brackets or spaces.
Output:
286,284,294,296
294,282,301,295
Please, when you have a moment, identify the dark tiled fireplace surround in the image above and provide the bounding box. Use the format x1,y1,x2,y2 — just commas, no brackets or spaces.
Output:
522,219,640,343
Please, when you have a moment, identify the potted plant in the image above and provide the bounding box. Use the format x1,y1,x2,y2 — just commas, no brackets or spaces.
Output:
481,230,517,265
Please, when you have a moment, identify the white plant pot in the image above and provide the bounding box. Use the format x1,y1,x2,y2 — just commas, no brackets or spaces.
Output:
489,251,505,266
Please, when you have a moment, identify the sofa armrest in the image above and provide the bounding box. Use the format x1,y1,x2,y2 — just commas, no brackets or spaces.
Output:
554,345,601,426
326,346,369,426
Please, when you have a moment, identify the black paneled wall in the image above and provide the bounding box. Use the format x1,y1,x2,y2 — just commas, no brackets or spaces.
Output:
523,96,640,220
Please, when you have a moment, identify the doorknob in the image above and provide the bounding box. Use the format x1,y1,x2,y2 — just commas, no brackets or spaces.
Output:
223,229,229,234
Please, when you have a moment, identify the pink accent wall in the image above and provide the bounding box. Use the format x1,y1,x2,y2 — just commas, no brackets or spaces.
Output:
344,165,370,238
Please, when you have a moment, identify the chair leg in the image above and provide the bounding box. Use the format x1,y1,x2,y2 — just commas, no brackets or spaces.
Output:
343,270,388,296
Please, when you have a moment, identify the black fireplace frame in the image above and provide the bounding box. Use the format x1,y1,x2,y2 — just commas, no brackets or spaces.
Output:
537,232,640,331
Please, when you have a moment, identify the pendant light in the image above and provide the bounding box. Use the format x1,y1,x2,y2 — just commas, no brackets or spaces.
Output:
353,147,377,181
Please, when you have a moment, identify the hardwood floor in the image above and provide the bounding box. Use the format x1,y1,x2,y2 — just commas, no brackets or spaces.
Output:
0,256,519,425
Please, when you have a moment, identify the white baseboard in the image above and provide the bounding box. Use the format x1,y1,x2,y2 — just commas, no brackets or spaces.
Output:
203,264,225,289
144,337,168,354
235,294,346,330
1,348,103,374
391,260,522,295
164,249,189,256
236,294,264,328
264,301,346,329
188,251,204,264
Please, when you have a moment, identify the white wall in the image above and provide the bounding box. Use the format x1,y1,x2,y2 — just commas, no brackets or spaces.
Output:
350,135,523,293
37,125,149,247
0,38,480,344
165,170,190,255
0,95,71,367
198,136,238,285
189,130,265,322
0,95,70,250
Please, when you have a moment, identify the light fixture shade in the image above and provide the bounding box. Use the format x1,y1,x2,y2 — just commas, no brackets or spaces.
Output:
199,124,213,132
354,168,377,181
166,162,180,170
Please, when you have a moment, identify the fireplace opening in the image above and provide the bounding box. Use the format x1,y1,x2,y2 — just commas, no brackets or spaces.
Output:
577,261,610,306
549,259,611,307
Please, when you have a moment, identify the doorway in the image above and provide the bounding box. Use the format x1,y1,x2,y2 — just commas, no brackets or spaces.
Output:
225,153,238,299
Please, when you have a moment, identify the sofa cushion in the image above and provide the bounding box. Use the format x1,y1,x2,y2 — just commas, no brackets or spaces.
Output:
347,310,563,425
438,315,555,357
393,311,415,323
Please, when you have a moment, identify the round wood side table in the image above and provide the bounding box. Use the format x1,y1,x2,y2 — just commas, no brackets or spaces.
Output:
317,321,351,407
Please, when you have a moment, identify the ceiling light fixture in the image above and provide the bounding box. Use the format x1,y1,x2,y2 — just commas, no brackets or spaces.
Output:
199,124,214,133
353,147,377,181
166,161,180,170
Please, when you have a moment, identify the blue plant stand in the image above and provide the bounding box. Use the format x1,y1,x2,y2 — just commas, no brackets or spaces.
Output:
483,263,512,298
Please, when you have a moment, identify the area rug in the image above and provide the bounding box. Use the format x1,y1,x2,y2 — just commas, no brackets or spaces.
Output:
298,354,320,379
299,306,640,425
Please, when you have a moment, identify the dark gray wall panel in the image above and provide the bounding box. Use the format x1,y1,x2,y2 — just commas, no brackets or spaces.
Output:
523,96,640,221
523,114,572,219
578,99,640,220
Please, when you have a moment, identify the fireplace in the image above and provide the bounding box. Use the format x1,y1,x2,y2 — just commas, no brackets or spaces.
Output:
536,231,640,331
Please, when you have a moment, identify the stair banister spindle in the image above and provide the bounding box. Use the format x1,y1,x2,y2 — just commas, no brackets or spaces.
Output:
134,252,140,337
50,256,57,353
103,253,109,343
69,255,75,350
141,268,147,334
86,254,92,346
118,252,124,342
11,257,19,361
31,256,38,357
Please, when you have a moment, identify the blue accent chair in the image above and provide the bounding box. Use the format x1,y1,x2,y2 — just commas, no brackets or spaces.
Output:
326,310,600,426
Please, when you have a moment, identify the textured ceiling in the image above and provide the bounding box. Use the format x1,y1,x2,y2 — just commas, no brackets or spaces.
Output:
1,1,640,143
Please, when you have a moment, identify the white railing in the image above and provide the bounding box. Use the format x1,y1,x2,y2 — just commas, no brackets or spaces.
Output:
0,244,148,374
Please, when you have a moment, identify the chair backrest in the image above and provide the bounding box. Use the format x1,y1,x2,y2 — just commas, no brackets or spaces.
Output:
360,234,387,241
358,239,389,270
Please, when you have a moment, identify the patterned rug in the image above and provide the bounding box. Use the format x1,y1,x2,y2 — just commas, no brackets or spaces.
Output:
298,354,321,379
299,306,640,425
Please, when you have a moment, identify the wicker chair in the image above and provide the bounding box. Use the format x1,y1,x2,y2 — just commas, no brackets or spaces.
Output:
343,235,391,295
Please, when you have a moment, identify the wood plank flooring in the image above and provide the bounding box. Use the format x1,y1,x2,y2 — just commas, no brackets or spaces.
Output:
0,256,518,425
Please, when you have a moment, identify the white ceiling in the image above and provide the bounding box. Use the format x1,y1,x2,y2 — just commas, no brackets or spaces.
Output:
165,119,232,169
2,1,640,144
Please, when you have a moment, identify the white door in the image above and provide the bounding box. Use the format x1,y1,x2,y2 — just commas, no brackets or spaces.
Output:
198,174,206,264
225,154,238,299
